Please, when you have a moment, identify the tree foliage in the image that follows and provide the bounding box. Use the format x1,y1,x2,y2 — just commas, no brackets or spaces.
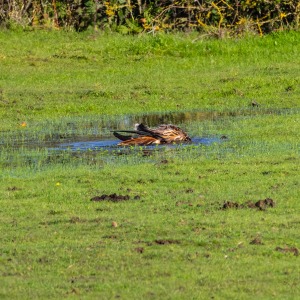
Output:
0,0,299,35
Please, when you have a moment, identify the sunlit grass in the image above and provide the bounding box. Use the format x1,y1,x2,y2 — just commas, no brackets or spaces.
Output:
0,30,300,299
1,149,299,299
0,30,299,131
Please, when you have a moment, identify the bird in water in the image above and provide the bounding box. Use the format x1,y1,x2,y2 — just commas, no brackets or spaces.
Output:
113,123,191,146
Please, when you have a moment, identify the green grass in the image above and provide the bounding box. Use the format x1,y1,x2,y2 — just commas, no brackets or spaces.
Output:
0,30,300,299
0,30,299,131
1,152,300,299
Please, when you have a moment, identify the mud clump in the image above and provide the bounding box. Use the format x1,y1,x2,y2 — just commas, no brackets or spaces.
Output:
91,193,134,202
222,201,240,209
250,237,264,245
7,186,21,191
255,198,275,210
221,198,275,211
155,239,180,245
275,246,299,256
134,247,144,253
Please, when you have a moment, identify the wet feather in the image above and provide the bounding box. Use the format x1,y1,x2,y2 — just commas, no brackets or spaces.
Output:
113,123,191,146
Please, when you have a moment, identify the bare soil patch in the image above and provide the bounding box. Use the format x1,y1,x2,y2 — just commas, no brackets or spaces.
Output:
221,198,275,210
275,246,299,256
250,237,264,245
154,239,181,245
133,247,144,253
91,193,138,202
7,186,21,191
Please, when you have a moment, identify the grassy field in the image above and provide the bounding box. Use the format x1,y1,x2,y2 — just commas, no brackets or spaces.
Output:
0,30,299,130
0,30,300,299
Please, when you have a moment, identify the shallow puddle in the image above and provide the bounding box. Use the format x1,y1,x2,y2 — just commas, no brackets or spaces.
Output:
1,107,297,154
1,110,230,152
53,137,222,152
1,107,299,169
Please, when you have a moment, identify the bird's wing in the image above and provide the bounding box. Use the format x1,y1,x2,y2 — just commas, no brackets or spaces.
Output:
113,129,164,140
113,131,134,141
118,136,160,146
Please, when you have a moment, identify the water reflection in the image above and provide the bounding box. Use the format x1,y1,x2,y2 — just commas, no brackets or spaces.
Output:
119,111,220,129
54,137,221,152
82,108,295,131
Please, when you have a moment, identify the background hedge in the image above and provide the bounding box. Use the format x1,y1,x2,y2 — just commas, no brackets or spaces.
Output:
0,0,299,35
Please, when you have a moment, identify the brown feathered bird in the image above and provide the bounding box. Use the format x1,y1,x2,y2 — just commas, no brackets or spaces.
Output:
113,123,191,146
